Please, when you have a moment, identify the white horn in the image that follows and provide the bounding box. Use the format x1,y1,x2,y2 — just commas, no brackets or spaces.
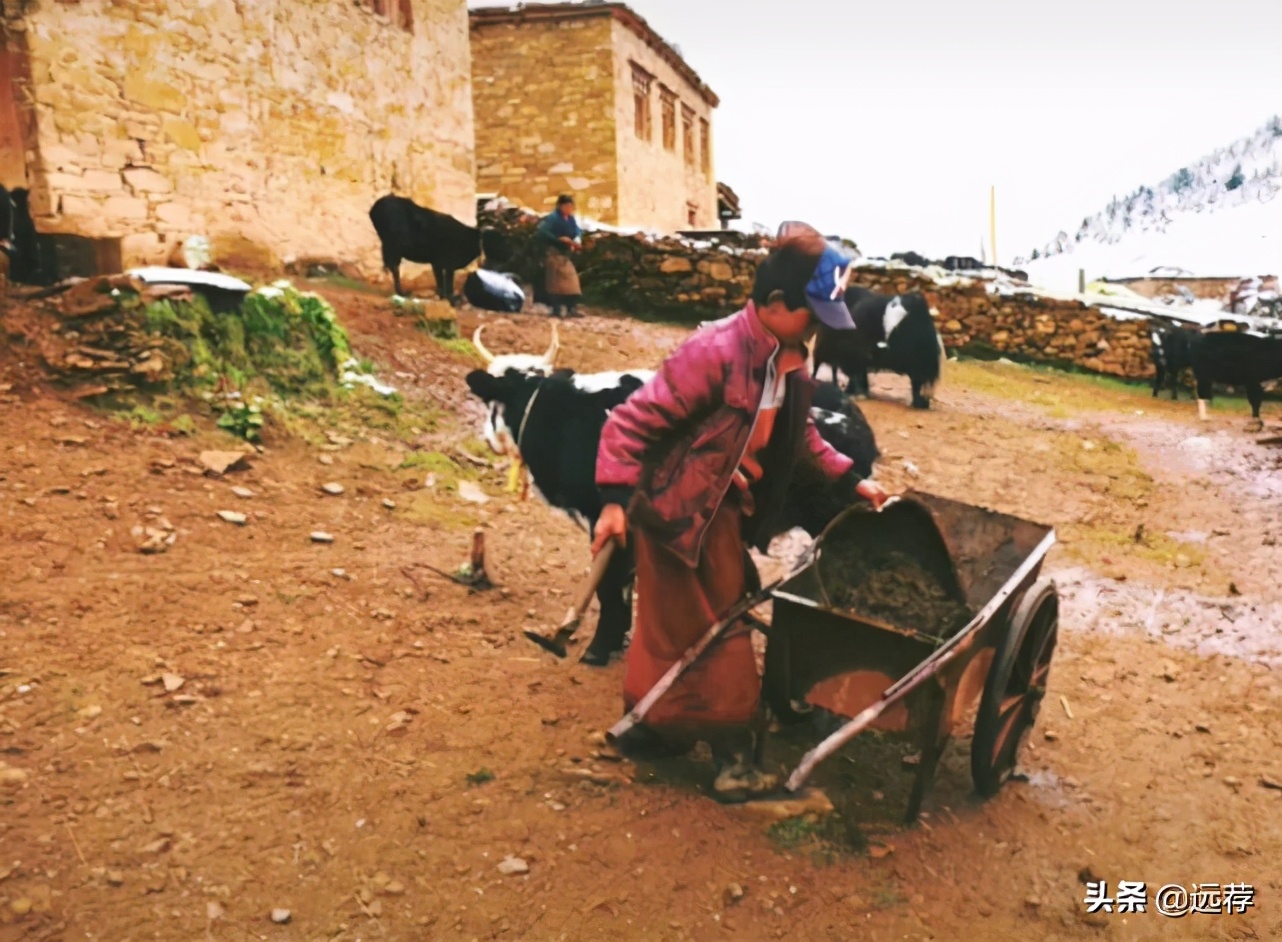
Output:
542,321,560,367
473,325,496,366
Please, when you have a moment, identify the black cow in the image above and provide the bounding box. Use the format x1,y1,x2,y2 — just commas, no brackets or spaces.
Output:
368,195,513,302
463,268,525,313
891,251,932,268
1,187,55,287
812,286,945,409
0,185,13,253
465,368,880,666
1191,329,1282,420
1149,322,1200,399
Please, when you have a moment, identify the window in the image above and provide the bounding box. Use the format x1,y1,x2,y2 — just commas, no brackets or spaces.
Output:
687,203,698,226
359,0,413,32
681,105,695,168
699,118,711,178
631,64,653,141
660,87,677,151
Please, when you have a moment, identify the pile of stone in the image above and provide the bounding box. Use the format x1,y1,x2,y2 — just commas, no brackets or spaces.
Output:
35,275,193,397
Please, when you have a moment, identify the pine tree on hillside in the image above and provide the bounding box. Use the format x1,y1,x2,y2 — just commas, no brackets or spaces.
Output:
1226,164,1245,191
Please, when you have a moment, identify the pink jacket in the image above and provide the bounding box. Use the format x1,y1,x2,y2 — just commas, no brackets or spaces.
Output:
596,304,855,567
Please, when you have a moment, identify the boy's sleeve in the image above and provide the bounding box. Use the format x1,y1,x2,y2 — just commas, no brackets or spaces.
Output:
804,413,856,481
596,334,722,507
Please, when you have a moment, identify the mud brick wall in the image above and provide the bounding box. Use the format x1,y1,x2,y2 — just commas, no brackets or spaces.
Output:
470,9,717,232
4,0,476,273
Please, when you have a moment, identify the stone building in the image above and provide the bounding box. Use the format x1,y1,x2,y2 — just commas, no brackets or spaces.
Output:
470,2,719,232
0,0,476,273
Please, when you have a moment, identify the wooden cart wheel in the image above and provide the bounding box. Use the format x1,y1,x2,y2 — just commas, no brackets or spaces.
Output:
971,577,1058,798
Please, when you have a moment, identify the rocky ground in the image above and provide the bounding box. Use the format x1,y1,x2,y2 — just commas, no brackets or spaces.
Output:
2,281,1280,942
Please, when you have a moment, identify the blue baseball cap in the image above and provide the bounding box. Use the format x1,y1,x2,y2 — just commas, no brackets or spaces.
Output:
777,221,858,330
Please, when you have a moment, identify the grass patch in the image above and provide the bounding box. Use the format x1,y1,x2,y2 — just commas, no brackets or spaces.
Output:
436,337,480,361
309,271,383,295
466,768,495,787
396,491,479,530
949,357,1258,418
1066,523,1206,568
765,814,863,866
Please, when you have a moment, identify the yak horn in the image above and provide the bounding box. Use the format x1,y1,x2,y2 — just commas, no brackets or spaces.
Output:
543,321,560,367
473,325,496,365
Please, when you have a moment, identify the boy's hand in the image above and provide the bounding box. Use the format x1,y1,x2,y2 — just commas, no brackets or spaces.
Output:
592,504,627,556
856,478,889,510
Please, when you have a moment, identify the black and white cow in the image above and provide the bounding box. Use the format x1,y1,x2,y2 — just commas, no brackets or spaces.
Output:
369,195,514,302
812,286,946,409
465,362,880,666
1191,328,1282,420
1149,322,1200,399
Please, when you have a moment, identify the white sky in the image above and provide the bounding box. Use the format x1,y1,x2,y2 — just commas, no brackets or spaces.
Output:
468,0,1282,264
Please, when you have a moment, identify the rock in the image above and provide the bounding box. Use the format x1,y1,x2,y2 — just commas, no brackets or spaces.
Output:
725,883,745,905
659,256,693,274
231,486,255,499
199,451,250,475
318,454,335,466
457,481,490,504
270,908,292,924
382,499,396,510
106,870,124,887
310,531,335,544
321,482,345,496
217,510,248,526
134,519,178,554
161,673,185,693
9,898,32,916
0,766,30,788
497,855,529,876
77,705,103,720
384,880,406,896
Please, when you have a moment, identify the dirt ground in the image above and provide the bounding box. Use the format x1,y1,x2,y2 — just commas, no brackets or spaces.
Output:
2,282,1281,942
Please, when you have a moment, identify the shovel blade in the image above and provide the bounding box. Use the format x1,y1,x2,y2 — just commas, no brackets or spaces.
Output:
524,630,568,658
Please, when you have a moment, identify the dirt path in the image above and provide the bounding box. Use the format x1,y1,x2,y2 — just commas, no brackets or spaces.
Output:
2,287,1280,942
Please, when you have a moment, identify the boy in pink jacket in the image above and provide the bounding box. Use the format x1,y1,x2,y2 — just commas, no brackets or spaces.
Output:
592,224,887,800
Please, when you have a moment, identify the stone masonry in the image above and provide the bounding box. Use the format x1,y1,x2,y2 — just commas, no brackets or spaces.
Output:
2,0,476,273
470,3,718,232
482,205,1163,381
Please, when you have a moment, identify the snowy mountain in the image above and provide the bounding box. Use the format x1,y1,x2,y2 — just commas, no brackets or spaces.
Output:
1019,117,1282,292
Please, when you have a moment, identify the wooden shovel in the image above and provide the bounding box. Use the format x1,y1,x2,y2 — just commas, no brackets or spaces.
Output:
524,540,618,658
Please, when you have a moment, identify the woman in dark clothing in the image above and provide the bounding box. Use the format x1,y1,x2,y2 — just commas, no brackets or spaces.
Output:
535,195,583,318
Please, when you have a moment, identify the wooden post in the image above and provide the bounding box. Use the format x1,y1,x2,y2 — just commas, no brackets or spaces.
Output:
989,185,997,269
469,528,487,583
1078,269,1086,294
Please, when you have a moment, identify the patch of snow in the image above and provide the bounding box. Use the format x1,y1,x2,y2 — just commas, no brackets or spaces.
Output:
128,267,252,293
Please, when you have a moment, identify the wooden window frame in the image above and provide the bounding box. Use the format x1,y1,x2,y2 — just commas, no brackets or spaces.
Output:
681,104,696,169
360,0,413,33
660,87,677,152
699,117,711,178
631,63,654,142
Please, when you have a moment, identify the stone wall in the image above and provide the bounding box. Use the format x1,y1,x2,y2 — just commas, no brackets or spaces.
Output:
608,19,717,231
1106,276,1239,302
850,269,1155,380
471,16,619,221
5,0,476,273
482,207,1159,379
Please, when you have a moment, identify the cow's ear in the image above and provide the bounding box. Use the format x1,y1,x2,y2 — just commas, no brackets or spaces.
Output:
465,370,499,400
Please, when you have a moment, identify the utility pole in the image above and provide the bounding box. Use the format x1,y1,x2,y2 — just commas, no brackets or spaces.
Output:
989,185,997,269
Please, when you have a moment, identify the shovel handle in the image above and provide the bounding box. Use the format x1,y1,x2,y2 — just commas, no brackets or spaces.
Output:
567,539,617,623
